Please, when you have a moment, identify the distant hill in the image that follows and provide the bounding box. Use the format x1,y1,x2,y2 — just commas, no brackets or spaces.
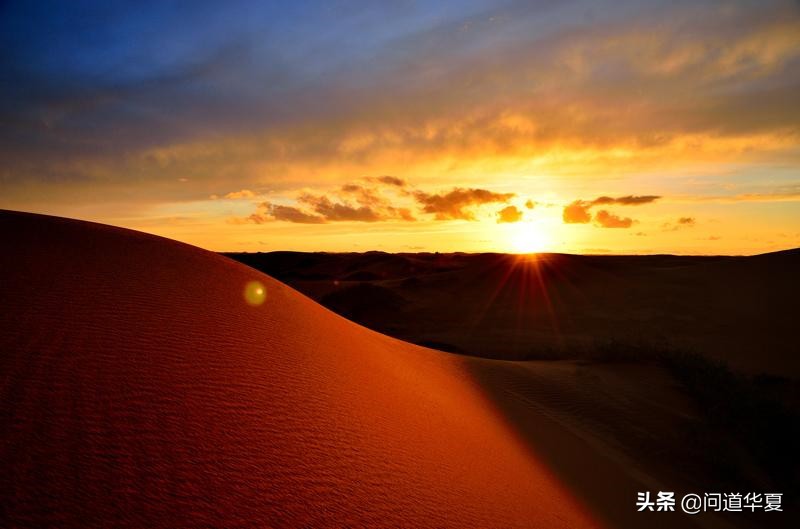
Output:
226,249,800,377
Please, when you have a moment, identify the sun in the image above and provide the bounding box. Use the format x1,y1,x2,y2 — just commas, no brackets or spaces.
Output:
506,222,549,254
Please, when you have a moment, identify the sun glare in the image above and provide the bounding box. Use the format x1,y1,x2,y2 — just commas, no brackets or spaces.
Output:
506,222,549,254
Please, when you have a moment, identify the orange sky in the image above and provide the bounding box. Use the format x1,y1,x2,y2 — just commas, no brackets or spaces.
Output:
1,0,799,254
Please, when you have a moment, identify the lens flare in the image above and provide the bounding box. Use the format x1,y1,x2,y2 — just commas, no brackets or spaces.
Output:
244,280,266,306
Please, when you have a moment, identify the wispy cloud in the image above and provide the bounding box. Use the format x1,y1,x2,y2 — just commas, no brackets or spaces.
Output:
364,175,407,187
591,195,661,206
679,185,800,204
662,216,697,231
223,189,257,199
249,203,325,224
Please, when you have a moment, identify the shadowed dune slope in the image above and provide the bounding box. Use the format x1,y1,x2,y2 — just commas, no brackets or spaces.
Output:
0,211,600,528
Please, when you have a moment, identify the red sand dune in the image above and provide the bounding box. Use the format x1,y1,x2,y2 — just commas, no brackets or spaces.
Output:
0,210,602,528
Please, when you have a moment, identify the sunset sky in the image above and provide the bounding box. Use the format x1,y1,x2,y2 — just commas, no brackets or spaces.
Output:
1,0,799,254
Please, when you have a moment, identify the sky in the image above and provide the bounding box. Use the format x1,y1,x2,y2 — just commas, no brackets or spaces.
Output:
1,0,799,254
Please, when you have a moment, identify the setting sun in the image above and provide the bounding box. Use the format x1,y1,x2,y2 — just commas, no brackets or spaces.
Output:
506,222,550,254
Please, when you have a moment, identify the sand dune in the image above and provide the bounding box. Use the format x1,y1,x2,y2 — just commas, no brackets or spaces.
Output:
1,210,608,528
5,211,778,528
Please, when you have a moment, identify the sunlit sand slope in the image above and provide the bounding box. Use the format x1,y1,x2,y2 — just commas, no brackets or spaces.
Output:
0,210,599,528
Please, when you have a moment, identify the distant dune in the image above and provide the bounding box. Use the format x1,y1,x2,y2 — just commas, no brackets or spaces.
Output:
228,249,800,377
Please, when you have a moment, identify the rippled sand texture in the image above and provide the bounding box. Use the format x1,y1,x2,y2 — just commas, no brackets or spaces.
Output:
0,211,601,528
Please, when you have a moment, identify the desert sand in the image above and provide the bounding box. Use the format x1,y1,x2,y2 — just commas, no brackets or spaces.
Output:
0,210,769,528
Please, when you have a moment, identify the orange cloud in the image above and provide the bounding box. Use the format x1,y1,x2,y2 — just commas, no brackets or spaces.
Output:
497,205,523,224
223,189,258,200
237,180,518,224
594,210,633,228
662,216,697,231
250,203,325,224
563,195,660,225
298,194,413,222
413,188,514,220
563,201,592,224
365,175,407,187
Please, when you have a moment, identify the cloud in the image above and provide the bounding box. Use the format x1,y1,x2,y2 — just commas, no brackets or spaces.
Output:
326,183,416,221
238,180,516,224
563,201,592,224
230,188,416,225
299,194,392,222
563,194,660,225
594,210,633,228
662,216,697,231
683,186,800,203
250,202,325,224
2,1,799,214
413,188,514,220
591,195,661,206
223,189,257,199
496,205,523,223
3,2,799,217
337,183,399,210
365,175,407,187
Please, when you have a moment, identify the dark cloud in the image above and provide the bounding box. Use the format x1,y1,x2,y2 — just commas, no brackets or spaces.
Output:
365,175,407,187
497,205,523,223
413,188,514,220
594,210,633,228
250,203,326,224
678,217,696,225
591,195,661,206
